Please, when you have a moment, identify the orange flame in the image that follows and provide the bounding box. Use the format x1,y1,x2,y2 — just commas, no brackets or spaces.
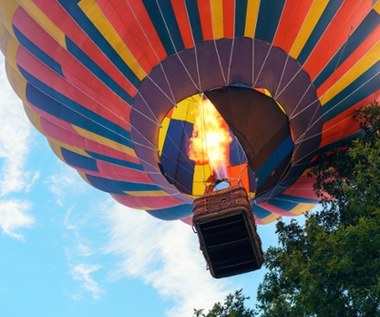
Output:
188,98,232,179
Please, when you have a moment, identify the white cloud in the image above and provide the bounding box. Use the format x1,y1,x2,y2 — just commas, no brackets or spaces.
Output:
70,263,104,300
104,201,236,317
0,199,35,240
0,58,39,197
45,165,89,207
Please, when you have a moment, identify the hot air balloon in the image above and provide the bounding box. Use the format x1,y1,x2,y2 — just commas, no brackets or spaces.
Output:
0,0,379,276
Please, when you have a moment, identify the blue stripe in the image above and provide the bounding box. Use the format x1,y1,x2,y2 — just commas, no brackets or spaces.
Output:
20,68,133,148
185,0,203,44
255,0,285,43
266,197,297,212
256,136,294,187
314,10,380,88
229,136,247,165
86,174,161,194
235,0,248,37
252,204,271,219
142,0,184,55
274,194,319,204
298,0,344,64
13,27,63,76
86,151,144,171
322,61,380,122
61,148,98,171
147,204,192,220
66,38,133,104
57,0,140,87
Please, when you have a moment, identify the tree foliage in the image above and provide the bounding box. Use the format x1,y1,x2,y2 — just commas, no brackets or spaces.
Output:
192,102,380,317
256,101,380,316
193,289,255,317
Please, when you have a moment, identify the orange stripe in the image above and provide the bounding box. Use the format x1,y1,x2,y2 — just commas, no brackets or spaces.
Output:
223,0,235,38
317,23,380,98
170,0,194,48
320,91,379,148
197,0,213,40
304,0,373,80
273,0,313,53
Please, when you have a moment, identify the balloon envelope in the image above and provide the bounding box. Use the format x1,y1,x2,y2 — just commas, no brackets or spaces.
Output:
0,0,379,224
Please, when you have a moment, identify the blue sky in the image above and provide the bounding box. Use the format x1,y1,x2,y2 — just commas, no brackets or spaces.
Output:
0,55,281,317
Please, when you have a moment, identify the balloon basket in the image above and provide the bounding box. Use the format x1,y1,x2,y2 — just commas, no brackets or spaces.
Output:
192,185,264,278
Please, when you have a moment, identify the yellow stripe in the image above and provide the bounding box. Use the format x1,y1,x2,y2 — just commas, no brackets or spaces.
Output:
192,163,212,196
123,190,169,197
290,203,317,215
48,140,66,162
374,0,380,14
321,41,380,105
289,0,329,59
158,116,170,155
244,0,260,38
72,125,137,158
260,213,279,224
78,0,146,80
0,22,19,70
210,0,223,39
0,0,18,36
17,0,66,48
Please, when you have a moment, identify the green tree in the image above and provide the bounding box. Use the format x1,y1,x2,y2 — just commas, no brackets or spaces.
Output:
256,101,380,317
193,289,255,317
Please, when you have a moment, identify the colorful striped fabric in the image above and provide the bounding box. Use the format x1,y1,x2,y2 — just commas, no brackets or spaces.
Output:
0,0,379,224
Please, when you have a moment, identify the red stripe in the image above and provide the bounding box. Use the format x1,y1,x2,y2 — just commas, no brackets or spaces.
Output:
113,193,184,210
273,0,313,53
14,8,132,124
97,0,167,70
258,202,298,217
282,175,318,200
39,115,140,164
320,92,380,148
170,0,194,48
304,0,373,80
223,0,235,38
17,47,131,129
197,0,213,40
317,23,380,97
96,161,153,183
33,0,137,97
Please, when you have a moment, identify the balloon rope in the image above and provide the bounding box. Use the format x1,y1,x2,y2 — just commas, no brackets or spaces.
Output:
273,54,290,99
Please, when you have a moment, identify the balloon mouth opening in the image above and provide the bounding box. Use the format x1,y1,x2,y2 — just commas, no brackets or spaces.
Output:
157,92,244,196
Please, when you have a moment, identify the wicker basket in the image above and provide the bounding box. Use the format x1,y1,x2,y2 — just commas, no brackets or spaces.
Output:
193,185,264,278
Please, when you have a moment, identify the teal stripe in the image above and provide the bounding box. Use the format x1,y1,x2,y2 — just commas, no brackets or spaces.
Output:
322,62,380,122
235,0,248,37
86,151,144,171
185,0,203,44
142,0,184,55
252,204,271,219
86,174,161,194
147,204,192,220
256,136,294,187
61,148,98,171
21,68,134,149
314,9,380,88
66,38,133,104
298,0,343,64
274,194,318,204
14,27,63,76
255,0,285,43
57,0,140,87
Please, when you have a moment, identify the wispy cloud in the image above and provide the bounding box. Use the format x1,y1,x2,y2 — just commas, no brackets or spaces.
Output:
45,168,88,207
0,199,34,240
104,201,235,317
0,59,39,197
70,263,104,300
0,57,38,239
